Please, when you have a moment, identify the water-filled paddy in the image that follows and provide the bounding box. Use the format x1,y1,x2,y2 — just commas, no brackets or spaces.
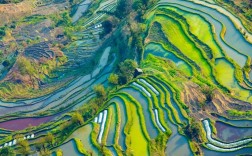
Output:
106,104,117,146
159,3,247,67
215,58,250,101
109,97,127,150
0,46,113,117
56,139,83,156
72,0,91,23
0,115,56,131
1,0,252,155
215,121,252,142
212,113,252,127
144,43,192,76
190,0,252,42
107,146,117,156
65,124,99,155
165,6,223,59
160,0,252,59
120,87,159,138
155,14,213,79
159,80,187,124
121,94,149,156
143,77,192,155
202,147,252,156
165,112,193,156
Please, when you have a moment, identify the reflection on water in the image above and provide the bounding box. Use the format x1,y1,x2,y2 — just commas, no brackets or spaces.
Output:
215,121,252,142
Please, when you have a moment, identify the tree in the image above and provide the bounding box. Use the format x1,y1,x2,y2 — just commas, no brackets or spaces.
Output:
40,148,51,156
34,138,45,152
44,133,55,147
13,134,25,140
201,86,214,102
100,20,113,38
108,73,119,85
93,84,106,99
71,111,84,125
184,119,201,142
114,0,131,19
17,139,30,156
118,59,138,84
0,147,15,156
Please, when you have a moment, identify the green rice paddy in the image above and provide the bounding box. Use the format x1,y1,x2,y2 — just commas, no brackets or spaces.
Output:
1,0,252,156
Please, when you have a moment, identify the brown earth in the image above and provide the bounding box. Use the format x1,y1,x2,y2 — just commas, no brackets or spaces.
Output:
182,81,252,120
0,0,36,26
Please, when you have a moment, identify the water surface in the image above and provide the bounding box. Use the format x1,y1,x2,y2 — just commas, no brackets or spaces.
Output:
215,121,252,142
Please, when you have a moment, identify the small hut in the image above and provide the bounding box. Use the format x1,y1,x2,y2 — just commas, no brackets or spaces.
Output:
134,68,143,77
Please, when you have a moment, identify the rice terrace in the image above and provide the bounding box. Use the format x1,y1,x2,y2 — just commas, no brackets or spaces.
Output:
0,0,252,155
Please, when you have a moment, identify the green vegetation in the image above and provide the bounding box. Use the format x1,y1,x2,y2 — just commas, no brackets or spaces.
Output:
108,73,119,86
227,109,252,118
0,0,251,156
0,147,15,156
184,119,202,142
100,20,113,38
118,59,138,84
16,139,30,155
21,15,47,25
0,27,6,39
93,84,106,100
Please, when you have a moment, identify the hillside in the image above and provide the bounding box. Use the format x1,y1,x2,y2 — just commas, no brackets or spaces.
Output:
0,0,251,156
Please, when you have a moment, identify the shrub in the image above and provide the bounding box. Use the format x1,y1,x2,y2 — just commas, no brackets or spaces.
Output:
100,20,113,38
0,147,15,156
201,86,214,103
108,73,119,85
93,84,106,99
0,27,6,38
118,59,138,84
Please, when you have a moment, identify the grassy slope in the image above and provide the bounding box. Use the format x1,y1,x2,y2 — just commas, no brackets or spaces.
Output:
215,58,250,100
167,6,224,58
155,15,213,80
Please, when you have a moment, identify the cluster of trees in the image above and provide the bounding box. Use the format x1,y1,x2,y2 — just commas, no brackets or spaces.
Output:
0,134,31,156
0,147,15,156
201,86,214,103
34,112,85,154
93,84,107,106
114,0,131,19
99,20,114,39
108,59,138,86
34,133,55,155
184,119,201,142
117,0,159,61
50,12,76,40
71,111,84,125
114,0,158,19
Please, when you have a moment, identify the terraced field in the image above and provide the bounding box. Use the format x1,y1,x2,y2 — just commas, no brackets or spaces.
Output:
0,0,252,155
